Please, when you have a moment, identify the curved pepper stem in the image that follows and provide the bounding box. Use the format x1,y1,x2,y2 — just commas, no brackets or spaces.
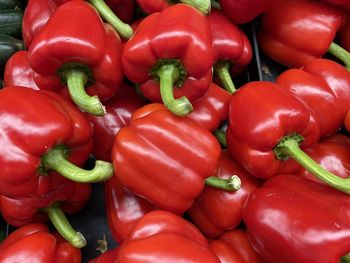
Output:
87,0,133,40
274,134,350,194
214,60,236,94
156,63,193,116
63,69,106,116
43,203,87,248
41,145,114,183
328,42,350,72
205,175,241,190
341,254,350,263
180,0,211,15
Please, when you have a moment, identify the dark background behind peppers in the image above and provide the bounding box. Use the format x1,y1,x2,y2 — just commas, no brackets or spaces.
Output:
0,17,283,263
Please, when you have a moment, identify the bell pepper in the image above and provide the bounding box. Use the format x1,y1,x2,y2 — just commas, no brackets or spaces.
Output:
122,4,214,116
105,0,135,23
208,9,252,93
135,0,211,15
28,1,124,115
227,81,350,194
295,134,350,181
339,12,350,52
0,223,82,262
105,175,155,243
22,0,133,45
0,86,113,198
116,210,221,262
4,50,39,89
86,83,145,162
89,247,120,263
112,103,239,214
210,229,264,263
320,0,350,10
187,82,231,132
188,150,261,238
0,172,91,248
219,0,282,24
258,0,350,69
346,109,350,131
243,174,350,263
276,58,350,137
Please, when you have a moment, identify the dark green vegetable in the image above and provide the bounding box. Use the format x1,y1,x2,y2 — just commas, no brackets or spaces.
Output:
0,9,23,37
0,34,24,71
0,0,22,9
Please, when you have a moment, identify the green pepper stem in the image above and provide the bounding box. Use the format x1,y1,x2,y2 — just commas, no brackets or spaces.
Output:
87,0,133,40
64,69,106,116
205,175,241,190
214,60,236,93
274,134,350,194
43,203,87,248
157,64,193,116
180,0,211,14
341,254,350,263
328,42,350,72
214,129,227,148
42,145,114,183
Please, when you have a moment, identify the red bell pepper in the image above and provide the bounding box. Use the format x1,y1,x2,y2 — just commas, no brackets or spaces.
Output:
89,247,120,263
112,103,239,214
0,223,82,262
187,82,231,132
208,9,252,93
105,175,155,243
339,12,350,52
210,229,264,263
28,1,124,115
22,0,133,45
219,0,282,24
258,0,350,69
227,81,350,194
243,174,350,263
276,58,350,137
122,4,214,116
320,0,350,10
135,0,211,14
188,150,261,238
116,210,221,262
0,86,113,198
295,134,350,181
4,50,39,89
86,83,145,162
346,109,350,131
0,173,91,248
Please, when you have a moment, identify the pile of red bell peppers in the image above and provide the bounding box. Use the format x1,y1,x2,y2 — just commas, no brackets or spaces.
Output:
1,0,350,262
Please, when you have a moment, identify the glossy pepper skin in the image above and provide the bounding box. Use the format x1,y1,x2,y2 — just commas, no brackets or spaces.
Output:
0,87,113,198
4,50,39,89
296,134,350,181
135,0,210,15
0,173,90,248
258,0,347,68
86,83,145,162
188,150,261,238
112,103,221,214
210,229,264,263
105,175,154,243
208,10,252,93
0,223,81,263
187,82,231,132
122,4,214,116
276,59,350,137
243,174,350,263
28,1,124,115
227,81,320,179
219,0,282,24
116,210,221,262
